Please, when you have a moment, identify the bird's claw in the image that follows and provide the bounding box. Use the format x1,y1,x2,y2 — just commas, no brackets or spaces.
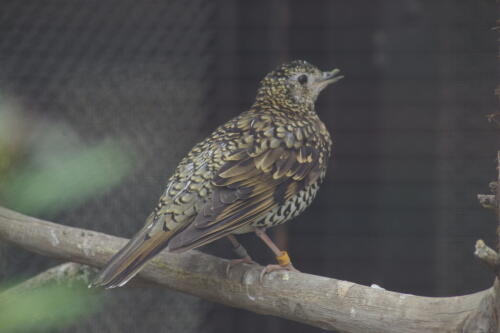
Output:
259,263,298,282
225,256,256,276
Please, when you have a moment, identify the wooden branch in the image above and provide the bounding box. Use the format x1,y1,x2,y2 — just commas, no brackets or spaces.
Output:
496,152,500,251
475,240,499,276
0,206,495,332
478,194,497,210
0,262,97,303
473,152,500,332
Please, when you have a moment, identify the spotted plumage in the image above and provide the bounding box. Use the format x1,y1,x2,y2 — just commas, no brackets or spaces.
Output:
91,60,342,288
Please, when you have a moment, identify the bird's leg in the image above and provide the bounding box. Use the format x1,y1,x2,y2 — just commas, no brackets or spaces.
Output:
225,235,256,276
254,228,299,281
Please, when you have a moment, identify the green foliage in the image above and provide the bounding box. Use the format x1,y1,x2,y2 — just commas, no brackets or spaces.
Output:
0,98,133,215
0,95,131,330
0,282,99,333
2,139,131,215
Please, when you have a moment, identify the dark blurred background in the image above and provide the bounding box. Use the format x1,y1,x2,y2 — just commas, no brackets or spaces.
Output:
0,0,498,332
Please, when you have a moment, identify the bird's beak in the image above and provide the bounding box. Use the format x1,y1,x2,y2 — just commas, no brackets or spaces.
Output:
313,69,343,93
319,68,343,85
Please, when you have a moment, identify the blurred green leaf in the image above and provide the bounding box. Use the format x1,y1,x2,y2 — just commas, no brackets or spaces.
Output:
1,140,132,216
0,283,99,333
0,91,123,332
0,102,134,215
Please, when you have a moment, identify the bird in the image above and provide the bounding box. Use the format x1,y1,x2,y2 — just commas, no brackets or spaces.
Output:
90,60,343,288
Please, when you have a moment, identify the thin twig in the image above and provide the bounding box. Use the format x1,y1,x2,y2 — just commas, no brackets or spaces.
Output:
496,152,500,252
0,263,97,303
475,240,499,276
477,194,497,210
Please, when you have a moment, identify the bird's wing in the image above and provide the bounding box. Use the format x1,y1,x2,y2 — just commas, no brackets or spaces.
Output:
90,146,219,289
167,143,322,252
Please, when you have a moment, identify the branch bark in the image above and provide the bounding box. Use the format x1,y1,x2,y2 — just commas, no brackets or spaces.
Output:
475,240,499,273
478,194,497,210
0,206,496,333
0,262,97,303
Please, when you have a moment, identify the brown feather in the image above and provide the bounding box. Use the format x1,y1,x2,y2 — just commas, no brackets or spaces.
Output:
167,143,320,252
90,221,182,288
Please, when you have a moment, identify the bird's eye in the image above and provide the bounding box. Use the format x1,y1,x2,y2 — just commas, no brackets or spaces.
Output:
297,74,308,85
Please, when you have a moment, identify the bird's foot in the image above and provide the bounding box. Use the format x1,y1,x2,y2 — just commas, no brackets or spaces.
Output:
225,256,256,276
259,251,299,282
259,263,298,282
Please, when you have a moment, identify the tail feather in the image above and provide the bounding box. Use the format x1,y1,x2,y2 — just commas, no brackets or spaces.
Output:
90,227,174,289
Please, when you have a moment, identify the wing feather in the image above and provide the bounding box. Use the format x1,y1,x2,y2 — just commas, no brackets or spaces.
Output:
167,139,322,252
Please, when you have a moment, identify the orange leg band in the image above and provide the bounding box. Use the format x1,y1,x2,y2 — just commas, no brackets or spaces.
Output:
276,251,291,267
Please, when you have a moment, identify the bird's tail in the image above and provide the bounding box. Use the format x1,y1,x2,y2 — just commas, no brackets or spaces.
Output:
90,224,176,289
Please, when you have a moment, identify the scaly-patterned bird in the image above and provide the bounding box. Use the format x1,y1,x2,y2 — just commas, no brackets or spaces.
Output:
91,60,342,288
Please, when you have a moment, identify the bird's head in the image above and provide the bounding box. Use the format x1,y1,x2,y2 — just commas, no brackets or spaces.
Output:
255,60,343,112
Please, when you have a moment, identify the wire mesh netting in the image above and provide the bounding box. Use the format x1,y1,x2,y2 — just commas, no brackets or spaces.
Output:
0,1,215,332
0,1,498,333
